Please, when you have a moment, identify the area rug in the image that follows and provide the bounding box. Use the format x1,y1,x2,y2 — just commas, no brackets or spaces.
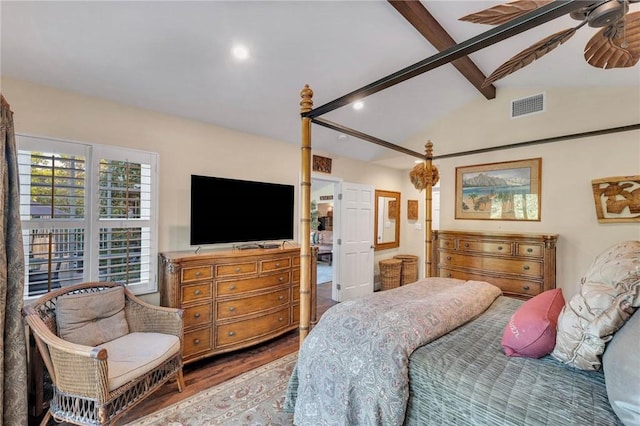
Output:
128,353,297,426
317,263,332,284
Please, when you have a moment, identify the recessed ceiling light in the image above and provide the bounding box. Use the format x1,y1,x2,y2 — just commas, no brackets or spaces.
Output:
337,134,349,141
352,101,364,110
232,45,250,60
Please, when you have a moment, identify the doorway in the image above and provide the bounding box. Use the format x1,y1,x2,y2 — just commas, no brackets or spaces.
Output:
311,175,340,299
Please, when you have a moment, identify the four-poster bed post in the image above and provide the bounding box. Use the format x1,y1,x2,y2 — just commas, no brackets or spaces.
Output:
299,84,313,345
424,141,434,278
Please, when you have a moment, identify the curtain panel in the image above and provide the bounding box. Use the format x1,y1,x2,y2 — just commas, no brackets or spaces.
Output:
0,94,28,425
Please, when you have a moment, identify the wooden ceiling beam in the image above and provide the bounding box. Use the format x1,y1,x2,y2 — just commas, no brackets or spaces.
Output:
388,0,496,100
305,0,583,119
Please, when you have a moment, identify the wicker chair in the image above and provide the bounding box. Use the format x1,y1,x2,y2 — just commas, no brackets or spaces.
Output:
23,282,185,426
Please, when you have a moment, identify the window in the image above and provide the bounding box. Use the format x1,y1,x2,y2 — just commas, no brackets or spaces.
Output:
18,135,158,298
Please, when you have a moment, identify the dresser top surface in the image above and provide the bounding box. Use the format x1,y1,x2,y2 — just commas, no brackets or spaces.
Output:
161,245,302,261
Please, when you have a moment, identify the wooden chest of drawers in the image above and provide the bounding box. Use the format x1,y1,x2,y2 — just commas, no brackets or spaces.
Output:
432,230,558,299
160,247,316,363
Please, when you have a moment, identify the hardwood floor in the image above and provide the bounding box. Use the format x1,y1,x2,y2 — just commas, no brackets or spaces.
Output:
120,281,336,424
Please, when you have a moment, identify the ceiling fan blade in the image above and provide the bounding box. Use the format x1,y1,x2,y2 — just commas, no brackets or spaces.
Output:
483,27,577,87
584,11,640,68
460,0,553,25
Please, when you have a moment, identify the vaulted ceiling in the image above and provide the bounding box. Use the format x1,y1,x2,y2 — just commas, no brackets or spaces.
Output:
2,1,639,169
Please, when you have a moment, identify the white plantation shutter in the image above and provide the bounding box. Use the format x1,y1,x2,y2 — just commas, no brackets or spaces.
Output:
93,147,157,294
17,135,158,298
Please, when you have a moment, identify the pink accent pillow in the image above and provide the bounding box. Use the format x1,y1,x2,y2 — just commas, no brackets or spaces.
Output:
502,289,565,358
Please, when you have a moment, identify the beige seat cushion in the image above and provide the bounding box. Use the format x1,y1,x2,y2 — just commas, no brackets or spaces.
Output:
99,332,181,391
56,286,129,347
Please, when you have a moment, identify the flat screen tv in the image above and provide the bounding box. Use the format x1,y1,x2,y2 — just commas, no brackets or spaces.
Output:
190,175,295,246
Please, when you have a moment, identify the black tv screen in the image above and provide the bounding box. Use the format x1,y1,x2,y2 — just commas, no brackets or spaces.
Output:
190,175,295,246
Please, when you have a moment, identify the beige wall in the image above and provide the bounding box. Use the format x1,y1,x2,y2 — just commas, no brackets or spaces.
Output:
402,86,640,299
6,78,638,301
2,77,409,299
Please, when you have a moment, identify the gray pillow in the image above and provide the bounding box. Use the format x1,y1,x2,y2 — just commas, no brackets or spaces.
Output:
56,286,129,346
603,310,640,426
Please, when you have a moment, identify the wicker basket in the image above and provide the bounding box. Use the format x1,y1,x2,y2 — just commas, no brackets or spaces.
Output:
394,254,419,285
379,258,402,291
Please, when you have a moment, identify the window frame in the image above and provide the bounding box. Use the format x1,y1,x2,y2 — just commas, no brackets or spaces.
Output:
17,134,159,298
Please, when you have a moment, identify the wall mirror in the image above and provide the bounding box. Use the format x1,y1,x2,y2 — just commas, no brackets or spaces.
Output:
374,190,400,251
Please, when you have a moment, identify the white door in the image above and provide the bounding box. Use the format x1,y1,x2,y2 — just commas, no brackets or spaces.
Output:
334,182,374,301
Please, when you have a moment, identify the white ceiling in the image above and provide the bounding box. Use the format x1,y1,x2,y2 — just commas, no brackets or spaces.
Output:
2,1,639,169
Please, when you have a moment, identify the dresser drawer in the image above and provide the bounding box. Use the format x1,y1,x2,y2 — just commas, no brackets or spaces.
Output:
215,261,258,277
184,327,212,358
292,284,300,302
216,288,289,320
440,252,541,277
216,307,290,347
216,271,290,296
292,302,300,324
517,243,543,257
183,303,212,329
261,257,291,272
181,282,211,304
438,238,455,249
437,267,543,297
181,265,213,282
292,268,300,284
458,239,513,255
293,256,300,267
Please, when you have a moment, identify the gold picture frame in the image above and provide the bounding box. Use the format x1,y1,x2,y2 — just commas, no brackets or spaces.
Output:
591,175,640,223
455,158,541,221
312,155,332,174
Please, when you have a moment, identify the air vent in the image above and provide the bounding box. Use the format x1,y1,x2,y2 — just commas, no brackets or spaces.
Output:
510,93,545,118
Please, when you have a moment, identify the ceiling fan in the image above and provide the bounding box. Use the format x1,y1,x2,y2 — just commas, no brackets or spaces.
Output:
459,0,640,87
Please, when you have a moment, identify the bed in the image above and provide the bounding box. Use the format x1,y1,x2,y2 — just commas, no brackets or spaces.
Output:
291,4,639,425
285,241,640,425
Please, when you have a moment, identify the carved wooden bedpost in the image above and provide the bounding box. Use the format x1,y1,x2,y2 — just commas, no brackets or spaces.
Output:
424,141,434,277
299,84,313,345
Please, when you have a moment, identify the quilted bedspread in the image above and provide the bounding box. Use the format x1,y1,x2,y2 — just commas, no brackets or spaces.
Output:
284,278,502,426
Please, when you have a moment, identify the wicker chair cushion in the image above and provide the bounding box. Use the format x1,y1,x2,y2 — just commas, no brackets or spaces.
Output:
56,286,129,347
99,332,181,391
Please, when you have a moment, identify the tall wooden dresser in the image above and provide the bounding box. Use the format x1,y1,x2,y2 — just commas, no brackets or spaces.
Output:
159,246,316,364
432,230,558,299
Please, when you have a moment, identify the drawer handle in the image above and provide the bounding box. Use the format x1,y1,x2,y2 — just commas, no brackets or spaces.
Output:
195,271,201,277
194,289,201,296
194,339,200,345
194,312,201,318
278,317,284,322
275,263,281,267
523,265,530,271
229,284,236,291
523,285,530,291
279,276,284,282
228,331,235,337
278,295,285,301
446,256,452,261
229,306,236,312
235,267,241,273
446,273,452,278
498,246,503,251
527,248,533,253
464,243,469,248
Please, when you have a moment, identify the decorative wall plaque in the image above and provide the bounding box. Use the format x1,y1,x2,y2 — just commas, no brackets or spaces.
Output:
312,155,332,173
407,200,418,220
592,175,640,223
